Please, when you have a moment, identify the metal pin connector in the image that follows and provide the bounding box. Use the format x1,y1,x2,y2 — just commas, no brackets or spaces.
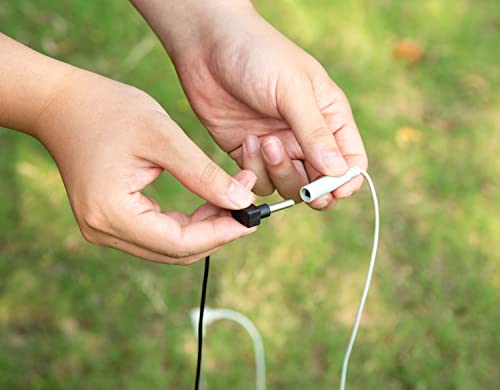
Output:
231,199,295,228
269,199,295,213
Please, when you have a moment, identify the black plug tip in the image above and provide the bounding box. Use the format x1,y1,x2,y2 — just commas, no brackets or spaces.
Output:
231,204,271,228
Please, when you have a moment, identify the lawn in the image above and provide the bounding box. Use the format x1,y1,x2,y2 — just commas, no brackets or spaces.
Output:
1,0,499,388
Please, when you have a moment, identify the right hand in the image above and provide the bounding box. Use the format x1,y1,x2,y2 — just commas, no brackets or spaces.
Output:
166,6,367,210
33,68,258,265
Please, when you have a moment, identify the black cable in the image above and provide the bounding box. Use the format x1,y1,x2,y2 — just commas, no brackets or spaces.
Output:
194,256,210,390
192,201,291,387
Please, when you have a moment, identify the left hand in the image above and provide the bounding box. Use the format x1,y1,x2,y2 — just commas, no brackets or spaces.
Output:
167,6,367,210
35,67,258,265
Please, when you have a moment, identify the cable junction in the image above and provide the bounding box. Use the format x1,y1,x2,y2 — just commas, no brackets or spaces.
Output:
194,167,380,390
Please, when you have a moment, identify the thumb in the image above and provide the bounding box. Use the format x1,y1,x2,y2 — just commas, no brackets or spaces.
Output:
152,118,256,210
278,76,348,176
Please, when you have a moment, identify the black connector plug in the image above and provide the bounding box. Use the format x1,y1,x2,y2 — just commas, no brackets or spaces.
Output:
231,204,270,227
231,199,295,228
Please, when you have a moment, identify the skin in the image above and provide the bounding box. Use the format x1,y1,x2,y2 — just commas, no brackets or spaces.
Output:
1,0,368,264
0,33,257,265
132,0,368,210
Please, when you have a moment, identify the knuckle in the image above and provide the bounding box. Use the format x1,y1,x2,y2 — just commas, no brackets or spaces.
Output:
80,227,101,246
303,126,334,146
349,154,368,171
199,161,222,188
268,161,295,181
162,257,189,266
311,197,336,211
179,242,202,258
180,255,204,266
333,85,349,104
255,186,275,197
170,249,201,265
153,225,196,260
83,209,111,233
164,240,196,260
271,167,293,181
172,249,193,259
362,156,369,170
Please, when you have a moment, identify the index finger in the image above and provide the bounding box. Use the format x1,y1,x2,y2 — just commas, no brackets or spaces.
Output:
117,207,256,259
278,76,349,177
114,170,258,259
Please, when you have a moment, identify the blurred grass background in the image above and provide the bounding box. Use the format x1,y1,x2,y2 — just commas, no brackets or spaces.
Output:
1,0,499,388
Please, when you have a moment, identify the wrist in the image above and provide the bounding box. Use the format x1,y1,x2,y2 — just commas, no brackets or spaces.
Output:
33,67,121,149
0,34,75,138
30,65,80,142
131,0,256,61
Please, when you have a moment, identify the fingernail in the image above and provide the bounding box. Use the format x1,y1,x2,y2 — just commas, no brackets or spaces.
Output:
227,180,255,208
344,191,353,198
244,175,257,190
323,151,348,176
245,135,259,156
262,139,283,165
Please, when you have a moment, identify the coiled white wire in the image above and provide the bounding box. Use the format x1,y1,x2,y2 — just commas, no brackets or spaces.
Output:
340,169,379,390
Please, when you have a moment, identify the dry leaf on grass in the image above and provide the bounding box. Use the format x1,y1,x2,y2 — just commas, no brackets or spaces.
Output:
393,39,424,64
396,126,423,149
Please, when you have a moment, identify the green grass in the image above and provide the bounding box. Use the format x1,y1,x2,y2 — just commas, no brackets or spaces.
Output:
1,0,499,388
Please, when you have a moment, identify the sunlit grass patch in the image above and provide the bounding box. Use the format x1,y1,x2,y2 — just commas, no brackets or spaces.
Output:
1,0,499,388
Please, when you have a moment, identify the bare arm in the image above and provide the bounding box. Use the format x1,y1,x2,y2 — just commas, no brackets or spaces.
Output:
131,1,367,209
0,33,257,265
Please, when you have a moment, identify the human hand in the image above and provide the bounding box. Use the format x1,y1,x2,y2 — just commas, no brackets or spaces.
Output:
33,68,258,264
153,3,367,210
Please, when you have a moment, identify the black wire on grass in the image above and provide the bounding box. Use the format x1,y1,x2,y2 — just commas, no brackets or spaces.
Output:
194,256,210,390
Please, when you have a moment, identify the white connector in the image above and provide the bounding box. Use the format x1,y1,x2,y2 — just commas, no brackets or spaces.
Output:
300,166,362,202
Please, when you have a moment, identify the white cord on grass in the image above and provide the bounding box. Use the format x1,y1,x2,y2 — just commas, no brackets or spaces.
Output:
191,168,379,390
190,307,266,390
340,169,379,390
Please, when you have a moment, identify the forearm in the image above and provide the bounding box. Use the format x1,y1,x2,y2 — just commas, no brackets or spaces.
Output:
0,33,75,137
130,0,255,59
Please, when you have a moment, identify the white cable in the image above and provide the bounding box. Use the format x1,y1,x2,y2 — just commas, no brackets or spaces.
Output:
192,168,379,390
339,169,379,390
190,307,266,390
